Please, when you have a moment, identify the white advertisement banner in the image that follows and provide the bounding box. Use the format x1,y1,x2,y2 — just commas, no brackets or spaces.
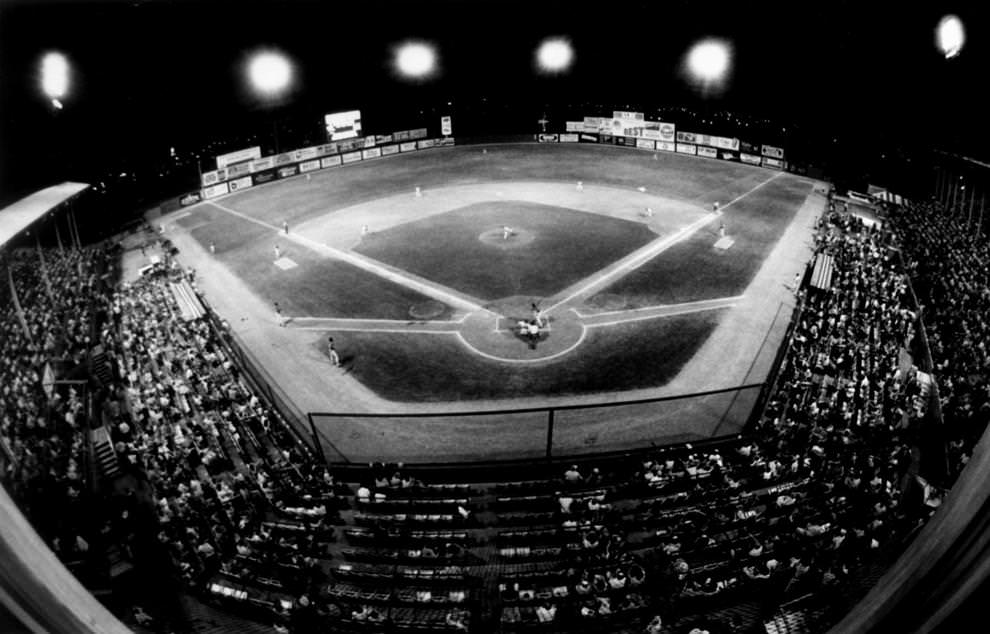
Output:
381,144,400,156
636,138,656,150
441,116,452,136
566,121,584,132
320,156,342,169
438,137,455,146
613,111,644,121
299,160,321,173
698,146,718,158
201,170,219,187
294,147,319,162
250,157,274,173
676,131,697,144
762,157,784,169
641,129,662,141
375,134,393,145
676,143,698,155
226,162,252,179
409,128,428,140
202,183,230,199
216,146,262,169
538,134,559,143
695,134,713,147
399,142,418,152
715,137,740,151
227,176,253,192
720,151,739,161
580,133,599,142
417,139,436,149
762,145,785,159
656,141,676,152
316,143,338,156
362,137,376,149
362,148,382,160
342,151,363,164
741,153,762,165
559,133,579,143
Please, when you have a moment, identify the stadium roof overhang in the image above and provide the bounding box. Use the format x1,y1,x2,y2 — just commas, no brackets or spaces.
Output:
0,182,90,249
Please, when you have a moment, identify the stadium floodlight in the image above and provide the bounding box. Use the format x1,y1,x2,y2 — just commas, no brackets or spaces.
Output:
536,37,574,74
936,15,965,59
682,38,733,95
394,41,438,79
246,49,294,98
40,51,70,105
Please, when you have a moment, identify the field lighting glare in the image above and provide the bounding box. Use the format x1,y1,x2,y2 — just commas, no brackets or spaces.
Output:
40,51,70,100
937,15,965,59
686,39,731,83
536,37,574,74
395,41,437,79
247,50,293,96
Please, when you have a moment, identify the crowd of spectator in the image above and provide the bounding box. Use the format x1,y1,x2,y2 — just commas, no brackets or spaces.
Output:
2,190,990,634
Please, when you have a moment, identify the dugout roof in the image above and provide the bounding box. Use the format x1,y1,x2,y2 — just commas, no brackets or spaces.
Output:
0,182,90,249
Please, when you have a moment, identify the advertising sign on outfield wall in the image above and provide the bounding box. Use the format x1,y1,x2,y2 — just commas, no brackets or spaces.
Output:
762,145,785,159
762,157,784,169
200,171,220,187
676,131,697,144
579,133,598,142
636,138,656,150
364,137,377,149
695,134,713,148
676,143,698,155
566,121,584,132
438,137,455,146
559,133,579,143
417,139,436,149
394,130,410,141
376,134,393,145
656,141,676,152
316,143,338,156
274,153,293,166
381,145,400,156
252,170,276,185
294,147,319,162
740,141,760,154
278,166,298,178
410,128,429,140
740,153,762,165
641,129,662,141
698,146,718,158
613,111,644,121
227,176,253,192
320,156,342,169
342,151,363,164
362,148,382,160
399,142,418,152
226,162,252,179
583,117,605,133
658,123,676,141
598,134,614,144
216,146,262,169
538,134,559,143
250,157,274,172
720,151,739,161
202,183,230,199
714,137,740,151
441,116,452,136
617,136,635,146
299,160,321,173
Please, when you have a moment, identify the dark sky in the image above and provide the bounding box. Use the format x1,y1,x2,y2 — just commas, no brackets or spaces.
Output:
0,0,988,203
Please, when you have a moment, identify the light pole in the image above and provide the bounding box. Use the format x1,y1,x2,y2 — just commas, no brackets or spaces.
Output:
245,50,294,154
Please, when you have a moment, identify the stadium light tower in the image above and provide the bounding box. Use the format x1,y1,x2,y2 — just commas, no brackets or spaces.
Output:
682,38,733,95
393,41,438,80
40,51,71,109
244,49,295,153
936,15,965,59
536,37,574,75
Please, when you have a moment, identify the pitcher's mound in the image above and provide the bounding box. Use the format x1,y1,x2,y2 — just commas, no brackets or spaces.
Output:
409,300,446,320
479,227,536,249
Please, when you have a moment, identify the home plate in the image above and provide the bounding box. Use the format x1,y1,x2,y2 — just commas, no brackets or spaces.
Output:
714,237,735,250
274,257,298,270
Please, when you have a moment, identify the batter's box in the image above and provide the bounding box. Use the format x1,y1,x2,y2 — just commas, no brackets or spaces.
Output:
714,237,735,250
274,257,298,270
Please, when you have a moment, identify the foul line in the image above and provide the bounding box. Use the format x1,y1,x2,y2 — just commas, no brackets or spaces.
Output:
207,201,487,314
571,295,745,319
544,170,785,315
585,301,737,328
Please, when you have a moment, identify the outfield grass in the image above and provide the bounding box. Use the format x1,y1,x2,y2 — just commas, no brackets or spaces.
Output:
354,201,656,300
222,144,771,226
187,205,453,320
587,174,812,308
335,310,725,401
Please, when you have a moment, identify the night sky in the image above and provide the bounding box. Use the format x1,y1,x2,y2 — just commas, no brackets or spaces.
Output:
0,0,988,206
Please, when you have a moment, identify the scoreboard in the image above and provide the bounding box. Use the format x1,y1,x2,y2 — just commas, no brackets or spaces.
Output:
325,110,362,141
